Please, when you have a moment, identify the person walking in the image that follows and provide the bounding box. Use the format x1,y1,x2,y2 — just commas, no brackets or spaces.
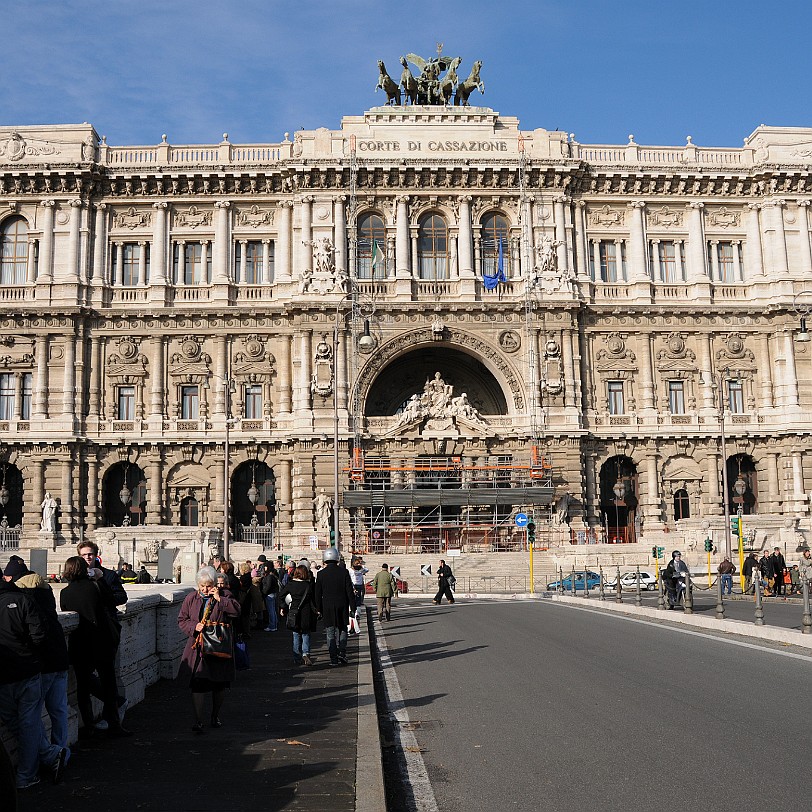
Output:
315,548,356,665
280,565,318,666
0,564,68,789
770,546,787,597
371,563,398,621
59,556,132,738
349,558,368,610
433,559,455,605
798,549,812,587
759,550,775,596
717,557,735,595
260,563,280,632
743,552,758,594
177,566,241,734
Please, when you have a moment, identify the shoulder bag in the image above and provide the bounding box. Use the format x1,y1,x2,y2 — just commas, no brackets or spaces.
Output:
193,596,234,659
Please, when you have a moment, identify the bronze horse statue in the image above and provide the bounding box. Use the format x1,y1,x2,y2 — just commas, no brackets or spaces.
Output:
399,56,418,105
455,60,484,106
376,60,401,105
438,56,462,105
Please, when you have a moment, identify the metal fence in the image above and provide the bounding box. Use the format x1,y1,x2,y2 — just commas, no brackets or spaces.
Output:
0,524,21,552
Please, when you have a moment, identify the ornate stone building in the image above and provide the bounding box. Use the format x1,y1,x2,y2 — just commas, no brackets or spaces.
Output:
1,87,811,567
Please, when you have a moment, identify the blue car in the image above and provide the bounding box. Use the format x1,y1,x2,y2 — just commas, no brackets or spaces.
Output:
546,570,602,591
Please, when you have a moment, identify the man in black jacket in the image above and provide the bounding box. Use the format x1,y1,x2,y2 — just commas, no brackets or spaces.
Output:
759,550,775,595
770,546,787,597
260,564,280,632
315,548,355,666
0,570,67,789
743,552,758,593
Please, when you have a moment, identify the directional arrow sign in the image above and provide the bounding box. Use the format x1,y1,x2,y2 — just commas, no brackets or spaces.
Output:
390,566,401,578
514,512,529,528
420,564,432,577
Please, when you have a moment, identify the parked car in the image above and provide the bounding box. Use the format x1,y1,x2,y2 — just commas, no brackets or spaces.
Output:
604,570,658,591
546,571,601,591
365,577,409,594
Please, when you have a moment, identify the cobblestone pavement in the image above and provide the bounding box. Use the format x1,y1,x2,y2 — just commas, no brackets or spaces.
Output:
20,624,360,812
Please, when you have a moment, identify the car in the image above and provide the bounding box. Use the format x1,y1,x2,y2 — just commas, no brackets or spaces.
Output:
546,570,601,591
365,577,409,594
604,570,658,591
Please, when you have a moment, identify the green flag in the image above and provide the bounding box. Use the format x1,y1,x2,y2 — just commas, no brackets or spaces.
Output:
371,239,385,273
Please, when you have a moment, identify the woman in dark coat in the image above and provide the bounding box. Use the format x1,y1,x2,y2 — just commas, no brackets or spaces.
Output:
279,565,318,666
59,556,130,737
177,566,241,733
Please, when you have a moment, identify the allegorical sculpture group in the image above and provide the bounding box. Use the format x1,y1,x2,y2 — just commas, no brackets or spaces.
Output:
376,49,485,106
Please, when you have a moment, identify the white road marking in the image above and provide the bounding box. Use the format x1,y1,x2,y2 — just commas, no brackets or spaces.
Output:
374,618,440,812
545,601,812,662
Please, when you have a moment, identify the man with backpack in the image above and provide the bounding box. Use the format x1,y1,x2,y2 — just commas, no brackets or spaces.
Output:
260,563,280,632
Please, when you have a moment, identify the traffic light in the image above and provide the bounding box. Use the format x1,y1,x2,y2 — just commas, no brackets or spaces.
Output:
730,517,740,534
329,526,336,547
651,546,657,558
657,547,665,557
526,521,536,545
704,539,713,552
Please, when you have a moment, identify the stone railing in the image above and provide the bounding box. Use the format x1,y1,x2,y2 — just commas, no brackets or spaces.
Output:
573,142,750,168
0,585,191,759
103,141,291,168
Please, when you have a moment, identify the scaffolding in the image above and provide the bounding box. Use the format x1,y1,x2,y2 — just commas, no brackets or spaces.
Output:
344,454,554,554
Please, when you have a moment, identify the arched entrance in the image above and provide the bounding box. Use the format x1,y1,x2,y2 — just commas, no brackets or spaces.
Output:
599,456,638,543
365,346,509,416
726,454,757,515
0,462,23,527
232,460,276,530
102,462,147,526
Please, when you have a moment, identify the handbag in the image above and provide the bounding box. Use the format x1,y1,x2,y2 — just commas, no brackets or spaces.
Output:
234,638,250,670
198,620,234,659
285,590,305,631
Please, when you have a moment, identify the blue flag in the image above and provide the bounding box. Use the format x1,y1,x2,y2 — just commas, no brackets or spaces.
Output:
483,237,506,290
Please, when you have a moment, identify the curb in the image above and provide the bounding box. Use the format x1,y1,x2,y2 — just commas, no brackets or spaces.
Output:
355,608,386,812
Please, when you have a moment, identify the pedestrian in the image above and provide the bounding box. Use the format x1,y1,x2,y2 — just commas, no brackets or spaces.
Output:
349,558,368,610
433,559,455,605
255,555,269,578
759,550,775,596
136,566,152,584
59,556,132,738
371,563,398,621
770,546,787,597
280,565,318,666
177,566,241,734
260,563,280,632
799,549,812,586
315,548,355,665
281,560,295,587
14,566,71,760
790,565,801,595
743,552,758,594
0,562,68,790
717,557,735,595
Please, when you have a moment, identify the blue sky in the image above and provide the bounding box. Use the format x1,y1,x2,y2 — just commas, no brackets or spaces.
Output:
2,1,810,149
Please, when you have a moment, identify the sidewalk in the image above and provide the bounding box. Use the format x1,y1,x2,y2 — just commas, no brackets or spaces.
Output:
18,611,381,812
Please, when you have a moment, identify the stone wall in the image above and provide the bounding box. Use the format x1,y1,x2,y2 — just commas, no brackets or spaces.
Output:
0,585,192,762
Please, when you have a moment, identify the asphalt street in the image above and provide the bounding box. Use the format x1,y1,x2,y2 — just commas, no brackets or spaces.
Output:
376,598,812,812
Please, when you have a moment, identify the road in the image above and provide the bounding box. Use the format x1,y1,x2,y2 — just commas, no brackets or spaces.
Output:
374,598,812,812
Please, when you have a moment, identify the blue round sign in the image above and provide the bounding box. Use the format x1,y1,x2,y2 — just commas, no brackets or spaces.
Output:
514,512,529,528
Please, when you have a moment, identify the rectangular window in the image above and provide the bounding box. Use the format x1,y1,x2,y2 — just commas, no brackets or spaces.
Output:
244,384,262,419
727,380,744,414
21,373,31,419
0,373,14,419
589,241,627,283
608,380,625,415
117,385,135,420
654,241,682,283
181,385,199,419
668,380,685,414
173,243,210,285
718,242,735,282
122,244,139,286
235,241,264,284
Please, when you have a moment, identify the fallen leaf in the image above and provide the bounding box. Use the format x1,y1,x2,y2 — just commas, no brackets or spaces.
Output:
276,738,311,747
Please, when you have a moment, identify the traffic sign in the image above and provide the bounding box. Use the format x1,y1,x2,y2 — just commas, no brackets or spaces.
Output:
420,564,432,577
515,512,529,528
372,530,381,539
390,566,401,578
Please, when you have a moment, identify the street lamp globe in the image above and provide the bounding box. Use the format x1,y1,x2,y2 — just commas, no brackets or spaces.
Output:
733,474,747,498
0,484,8,507
613,479,626,502
247,483,259,507
119,483,131,506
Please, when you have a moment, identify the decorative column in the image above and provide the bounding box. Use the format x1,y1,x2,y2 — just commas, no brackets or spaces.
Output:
147,457,162,525
797,201,812,278
38,200,56,282
706,451,721,513
238,240,247,284
61,457,74,535
395,196,411,279
699,334,714,410
762,199,788,279
280,458,293,530
686,202,708,282
32,335,49,419
62,330,76,419
150,202,168,303
297,196,313,281
137,241,147,286
262,239,272,285
85,456,99,531
732,240,743,282
757,334,774,409
573,201,589,279
645,453,661,524
638,334,655,411
782,332,800,407
88,337,103,419
334,196,347,276
277,335,293,413
792,449,804,500
674,240,685,281
767,449,781,510
26,238,38,283
709,240,720,282
65,199,83,282
212,201,231,284
276,202,293,284
457,196,474,278
627,201,649,281
150,336,164,419
214,336,228,415
31,460,45,531
553,196,569,273
90,204,107,286
562,329,576,408
336,326,348,412
114,243,124,286
745,204,765,278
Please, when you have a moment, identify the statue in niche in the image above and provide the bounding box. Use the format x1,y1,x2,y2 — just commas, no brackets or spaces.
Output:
393,373,487,430
554,492,572,525
40,493,57,532
301,237,347,295
313,489,333,530
311,335,333,397
540,338,563,397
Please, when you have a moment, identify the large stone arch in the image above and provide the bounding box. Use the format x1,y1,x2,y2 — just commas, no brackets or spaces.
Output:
357,327,526,415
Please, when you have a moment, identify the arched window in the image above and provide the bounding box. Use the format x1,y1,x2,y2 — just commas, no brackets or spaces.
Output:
674,488,690,520
417,214,448,280
480,213,511,280
0,216,29,285
357,213,386,279
180,495,199,527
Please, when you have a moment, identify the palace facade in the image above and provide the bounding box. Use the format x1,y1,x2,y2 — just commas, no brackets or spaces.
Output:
0,103,811,567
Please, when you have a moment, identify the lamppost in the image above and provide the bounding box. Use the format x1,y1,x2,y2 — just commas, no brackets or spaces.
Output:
792,290,812,342
612,466,625,544
332,293,375,552
119,456,132,526
0,463,9,524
